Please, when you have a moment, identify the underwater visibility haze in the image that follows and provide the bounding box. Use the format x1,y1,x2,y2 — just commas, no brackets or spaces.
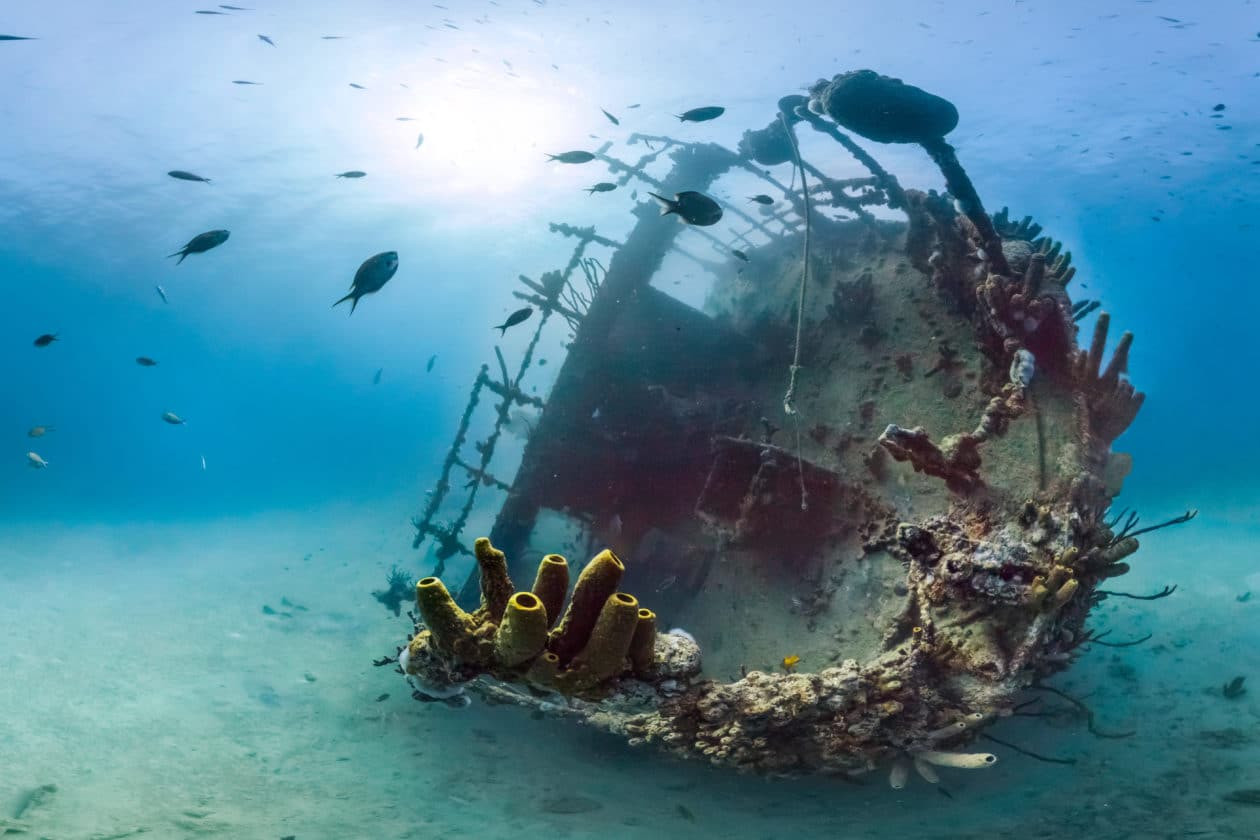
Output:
2,1,1259,838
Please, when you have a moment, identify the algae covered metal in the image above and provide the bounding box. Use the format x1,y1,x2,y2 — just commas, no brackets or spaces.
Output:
400,69,1180,786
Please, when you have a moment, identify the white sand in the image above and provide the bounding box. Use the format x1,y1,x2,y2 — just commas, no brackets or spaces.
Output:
1,505,1257,838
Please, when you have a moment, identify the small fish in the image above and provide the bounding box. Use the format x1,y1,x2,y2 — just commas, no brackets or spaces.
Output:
27,452,48,469
600,108,619,125
732,249,749,262
584,182,616,194
373,367,383,385
1238,591,1252,603
656,574,677,592
493,307,532,335
415,133,425,149
257,34,275,46
33,333,58,347
626,103,640,109
335,170,366,178
320,35,345,39
349,83,366,89
232,80,262,85
1222,788,1260,806
155,284,169,304
168,229,230,264
28,426,53,437
676,106,724,122
162,411,186,425
333,251,400,313
168,170,211,183
396,116,415,121
545,150,595,163
675,804,696,822
0,34,38,40
748,194,774,205
136,356,158,367
195,10,229,14
649,191,723,226
220,4,252,9
1223,676,1247,699
781,654,801,672
426,354,437,372
375,693,390,702
201,454,207,470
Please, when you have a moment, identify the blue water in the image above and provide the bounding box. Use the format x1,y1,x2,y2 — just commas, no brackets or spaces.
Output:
2,2,1258,837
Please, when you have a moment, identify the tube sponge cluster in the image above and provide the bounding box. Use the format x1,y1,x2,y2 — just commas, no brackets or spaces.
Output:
406,537,664,696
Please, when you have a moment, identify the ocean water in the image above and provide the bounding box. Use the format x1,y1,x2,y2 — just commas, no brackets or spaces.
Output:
2,1,1258,838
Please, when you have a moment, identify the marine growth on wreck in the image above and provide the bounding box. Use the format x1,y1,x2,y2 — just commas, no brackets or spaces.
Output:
397,69,1187,786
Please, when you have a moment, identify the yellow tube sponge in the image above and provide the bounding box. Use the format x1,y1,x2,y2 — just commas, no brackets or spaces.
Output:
531,554,570,630
550,549,625,663
525,651,561,688
494,592,550,667
474,537,514,621
914,750,998,769
629,608,657,676
1051,578,1079,609
562,592,640,691
415,577,473,654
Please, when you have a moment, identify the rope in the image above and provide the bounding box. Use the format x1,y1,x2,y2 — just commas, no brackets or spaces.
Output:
779,110,811,511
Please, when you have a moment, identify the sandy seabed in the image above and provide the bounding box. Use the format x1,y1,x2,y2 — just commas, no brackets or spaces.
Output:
1,502,1258,839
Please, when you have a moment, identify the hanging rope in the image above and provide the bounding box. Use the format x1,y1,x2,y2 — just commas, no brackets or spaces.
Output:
779,110,811,511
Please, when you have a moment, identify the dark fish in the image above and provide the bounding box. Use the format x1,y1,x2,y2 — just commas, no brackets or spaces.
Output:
732,249,749,262
321,35,345,39
546,150,595,163
676,106,724,122
333,251,399,313
373,367,382,385
168,170,211,183
1223,676,1247,699
626,103,640,109
748,194,774,205
493,307,533,335
1222,789,1260,805
649,191,723,226
396,116,415,121
585,182,616,194
136,356,158,367
33,333,58,347
195,10,229,14
335,170,366,178
375,693,390,702
232,80,262,85
0,35,37,41
257,34,275,46
600,108,619,125
676,804,696,822
168,229,230,264
220,4,253,8
1213,103,1226,111
426,354,437,372
349,83,366,89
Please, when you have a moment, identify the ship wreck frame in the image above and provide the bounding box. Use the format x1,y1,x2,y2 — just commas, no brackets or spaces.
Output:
397,70,1189,787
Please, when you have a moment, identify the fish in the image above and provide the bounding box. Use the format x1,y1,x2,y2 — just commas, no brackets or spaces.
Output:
28,425,52,437
195,10,228,14
600,108,619,125
585,182,616,194
220,4,252,8
732,249,749,262
320,35,345,39
373,367,383,385
656,574,677,592
626,103,640,109
349,83,366,89
27,452,48,469
155,285,169,304
675,804,696,822
333,251,400,313
493,307,533,335
0,34,37,40
545,150,595,163
375,693,390,702
201,454,207,470
781,654,801,672
649,191,723,226
162,412,186,425
257,34,275,46
1213,103,1226,112
335,170,366,178
748,194,774,205
1223,676,1247,699
136,356,158,367
168,170,211,183
33,333,58,347
416,133,425,148
232,80,262,85
676,106,724,122
396,117,415,121
168,229,230,264
426,354,437,372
